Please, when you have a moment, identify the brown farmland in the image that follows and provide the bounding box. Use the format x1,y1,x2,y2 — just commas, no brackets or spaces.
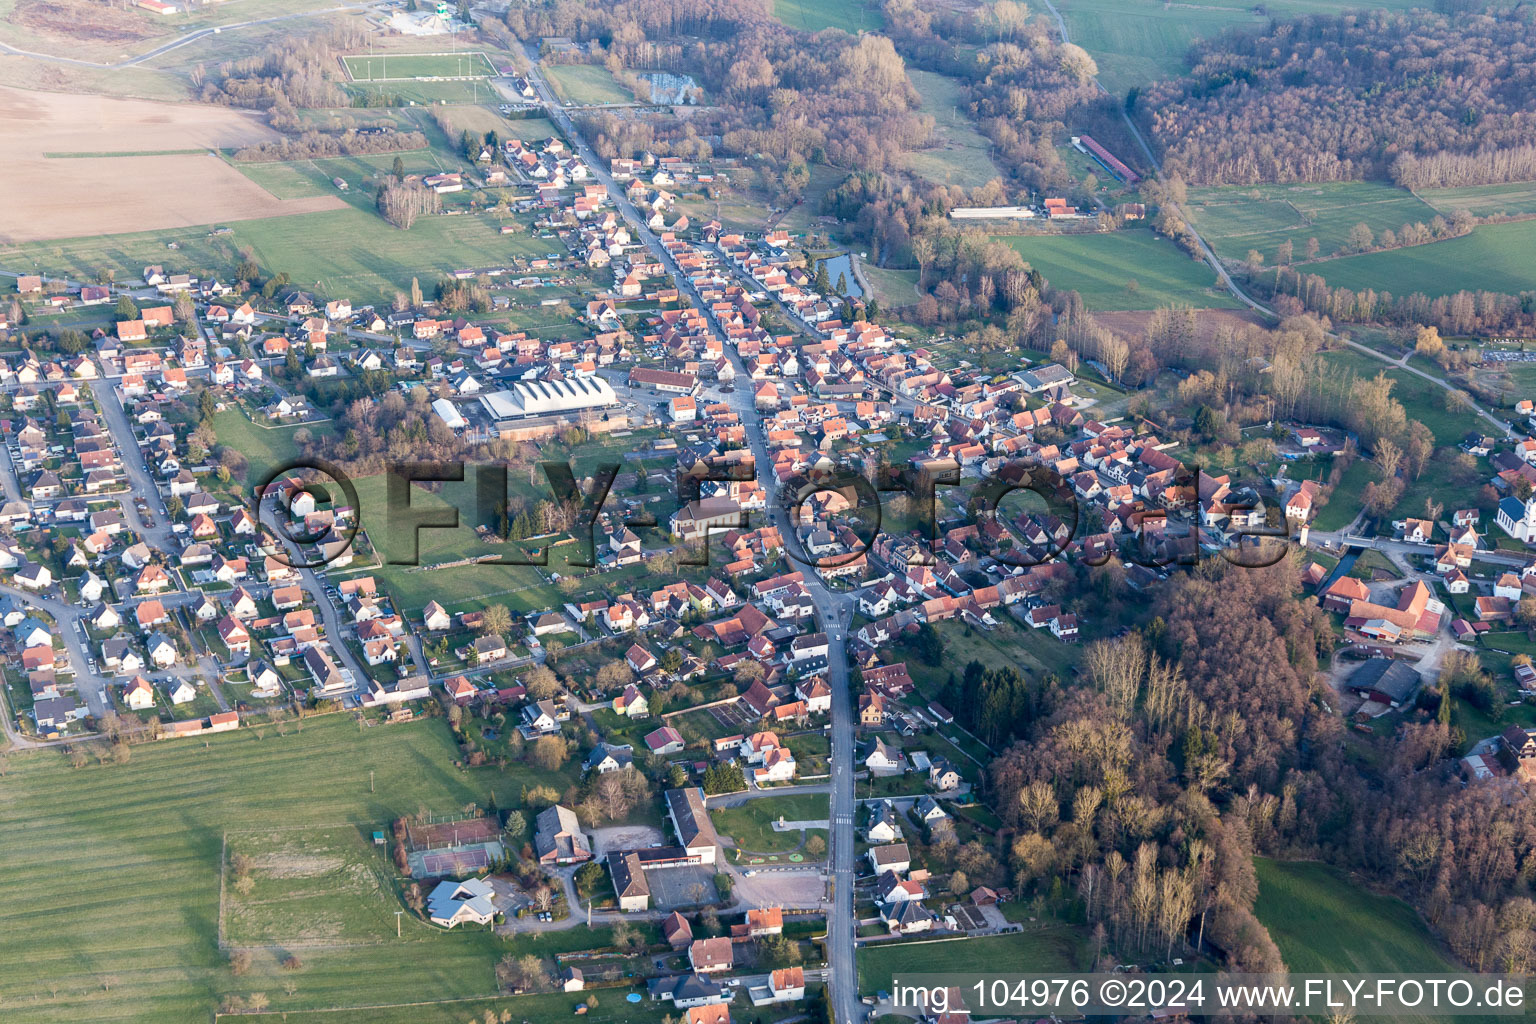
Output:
0,85,345,244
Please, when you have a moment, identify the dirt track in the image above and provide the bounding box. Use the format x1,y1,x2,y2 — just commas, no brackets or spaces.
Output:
0,85,344,244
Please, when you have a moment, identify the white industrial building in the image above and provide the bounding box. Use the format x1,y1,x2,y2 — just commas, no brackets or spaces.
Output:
432,397,468,430
480,376,617,420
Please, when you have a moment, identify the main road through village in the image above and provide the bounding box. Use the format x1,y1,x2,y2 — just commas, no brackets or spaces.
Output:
511,53,865,1024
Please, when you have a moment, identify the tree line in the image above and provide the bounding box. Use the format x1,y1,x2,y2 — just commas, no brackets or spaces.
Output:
1139,7,1536,186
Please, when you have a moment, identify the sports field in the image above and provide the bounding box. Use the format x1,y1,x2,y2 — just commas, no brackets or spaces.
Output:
1185,181,1441,268
342,51,496,81
1000,229,1242,311
773,0,883,33
345,453,674,619
222,825,403,947
1304,219,1536,299
0,716,582,1023
541,63,633,105
903,69,1003,189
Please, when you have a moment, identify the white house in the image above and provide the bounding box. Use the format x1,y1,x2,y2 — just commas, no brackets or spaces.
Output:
146,632,177,668
426,878,498,928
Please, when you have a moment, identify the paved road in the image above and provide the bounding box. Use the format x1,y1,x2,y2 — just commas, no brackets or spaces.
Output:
92,380,175,549
1305,529,1531,569
0,580,110,720
519,54,862,1024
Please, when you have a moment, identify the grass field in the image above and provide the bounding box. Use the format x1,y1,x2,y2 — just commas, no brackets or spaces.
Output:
1418,182,1536,219
0,201,558,308
1185,181,1442,268
1310,457,1374,532
233,151,442,201
212,406,333,487
858,928,1083,992
711,793,829,854
346,79,501,105
999,229,1242,311
342,52,497,81
1056,0,1264,96
1057,0,1430,98
1304,219,1536,299
222,825,402,947
902,69,1002,189
773,0,883,33
217,990,671,1024
1255,859,1455,974
541,63,632,105
860,264,920,308
1319,349,1484,447
432,105,552,144
344,459,670,618
0,716,583,1023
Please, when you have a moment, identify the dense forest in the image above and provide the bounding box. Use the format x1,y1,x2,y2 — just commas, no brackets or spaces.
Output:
510,0,932,175
956,556,1536,975
1140,6,1536,185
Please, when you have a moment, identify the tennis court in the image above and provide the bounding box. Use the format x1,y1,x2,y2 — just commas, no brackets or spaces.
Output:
408,839,505,878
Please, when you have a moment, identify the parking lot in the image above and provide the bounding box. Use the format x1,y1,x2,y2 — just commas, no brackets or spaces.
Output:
645,864,719,909
732,868,827,910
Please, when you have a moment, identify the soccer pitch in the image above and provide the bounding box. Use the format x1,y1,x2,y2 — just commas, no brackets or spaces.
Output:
342,51,497,81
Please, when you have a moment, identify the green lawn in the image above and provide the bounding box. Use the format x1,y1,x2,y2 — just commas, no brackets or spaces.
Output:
0,716,585,1023
1304,219,1536,299
217,990,672,1024
773,0,883,33
711,793,829,854
999,229,1241,311
860,264,920,308
1318,349,1483,447
346,470,667,620
1418,181,1536,219
342,52,497,81
1057,0,1430,98
223,825,402,946
857,928,1083,992
1254,858,1455,974
902,69,1002,189
1311,458,1373,532
233,151,440,201
212,406,331,488
1185,181,1442,269
542,63,632,105
1,204,558,309
902,616,1080,692
346,79,501,106
1056,0,1264,96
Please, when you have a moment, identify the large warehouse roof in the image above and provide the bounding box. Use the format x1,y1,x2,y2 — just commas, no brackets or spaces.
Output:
480,376,616,419
431,397,467,430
